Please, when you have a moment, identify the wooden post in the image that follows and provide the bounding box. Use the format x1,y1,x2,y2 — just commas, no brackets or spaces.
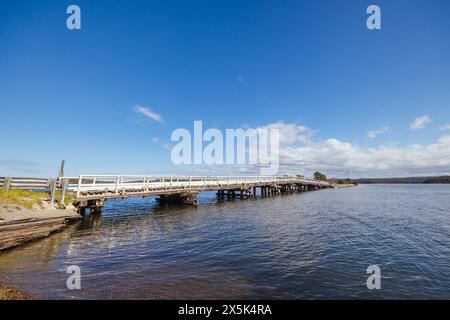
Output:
115,176,120,194
58,160,65,178
76,176,82,198
60,179,68,205
50,179,57,205
3,177,12,192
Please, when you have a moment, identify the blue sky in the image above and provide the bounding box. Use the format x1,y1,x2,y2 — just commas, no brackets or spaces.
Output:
1,0,450,178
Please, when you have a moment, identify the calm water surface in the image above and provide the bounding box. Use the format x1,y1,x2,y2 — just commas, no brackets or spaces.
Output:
0,184,449,299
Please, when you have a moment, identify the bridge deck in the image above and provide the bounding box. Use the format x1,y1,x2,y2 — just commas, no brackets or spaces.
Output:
61,175,330,201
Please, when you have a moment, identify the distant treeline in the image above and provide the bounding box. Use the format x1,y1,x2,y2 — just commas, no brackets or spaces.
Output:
345,175,450,184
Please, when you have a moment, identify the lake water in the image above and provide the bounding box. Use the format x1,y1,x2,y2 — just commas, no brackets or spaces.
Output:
0,184,449,299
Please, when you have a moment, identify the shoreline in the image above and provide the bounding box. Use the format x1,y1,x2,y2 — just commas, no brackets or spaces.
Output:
332,183,357,188
0,205,82,252
0,204,81,300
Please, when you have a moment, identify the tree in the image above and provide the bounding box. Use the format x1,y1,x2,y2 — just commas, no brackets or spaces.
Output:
314,171,327,181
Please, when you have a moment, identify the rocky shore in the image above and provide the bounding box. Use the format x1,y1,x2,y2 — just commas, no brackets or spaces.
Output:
0,284,31,300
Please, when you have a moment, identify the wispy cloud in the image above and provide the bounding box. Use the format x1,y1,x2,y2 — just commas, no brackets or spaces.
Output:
133,105,164,123
0,160,42,175
366,126,389,138
439,124,450,131
410,115,431,130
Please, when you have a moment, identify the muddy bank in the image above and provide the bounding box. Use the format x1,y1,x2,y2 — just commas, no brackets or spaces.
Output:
0,205,81,252
0,284,31,300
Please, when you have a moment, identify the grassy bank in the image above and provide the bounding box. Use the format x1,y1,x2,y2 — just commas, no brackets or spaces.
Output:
1,189,81,252
0,189,74,209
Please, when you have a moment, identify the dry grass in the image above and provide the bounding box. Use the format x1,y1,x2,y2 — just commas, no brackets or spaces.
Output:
0,189,74,209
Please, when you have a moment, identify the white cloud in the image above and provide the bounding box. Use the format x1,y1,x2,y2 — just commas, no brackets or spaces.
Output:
270,121,450,176
134,105,164,123
366,126,389,138
151,137,159,143
258,121,313,146
439,124,450,130
410,115,431,130
162,120,450,178
253,121,450,177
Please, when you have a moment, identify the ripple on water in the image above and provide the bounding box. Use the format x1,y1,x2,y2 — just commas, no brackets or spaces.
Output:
0,185,449,299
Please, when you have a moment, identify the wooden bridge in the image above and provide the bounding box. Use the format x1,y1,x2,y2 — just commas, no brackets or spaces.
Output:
1,175,331,214
57,175,331,214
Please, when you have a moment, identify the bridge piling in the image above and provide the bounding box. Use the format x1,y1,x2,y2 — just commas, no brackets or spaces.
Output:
157,192,198,206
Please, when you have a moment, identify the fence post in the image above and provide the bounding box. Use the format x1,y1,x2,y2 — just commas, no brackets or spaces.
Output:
76,176,82,198
58,160,65,178
50,179,57,205
3,177,12,192
60,179,68,205
115,176,120,194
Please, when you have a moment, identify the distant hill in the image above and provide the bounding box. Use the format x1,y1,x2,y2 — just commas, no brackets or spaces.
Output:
345,175,450,184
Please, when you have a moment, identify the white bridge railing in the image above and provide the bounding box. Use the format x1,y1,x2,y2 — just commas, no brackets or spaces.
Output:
60,175,330,198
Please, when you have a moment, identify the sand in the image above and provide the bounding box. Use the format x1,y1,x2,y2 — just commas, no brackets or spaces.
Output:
0,204,81,223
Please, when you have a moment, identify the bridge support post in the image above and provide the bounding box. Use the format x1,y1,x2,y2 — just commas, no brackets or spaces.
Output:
90,206,102,215
239,188,251,199
157,192,198,206
89,199,105,215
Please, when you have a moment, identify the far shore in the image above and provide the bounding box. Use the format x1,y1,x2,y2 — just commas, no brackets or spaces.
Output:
332,183,357,188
